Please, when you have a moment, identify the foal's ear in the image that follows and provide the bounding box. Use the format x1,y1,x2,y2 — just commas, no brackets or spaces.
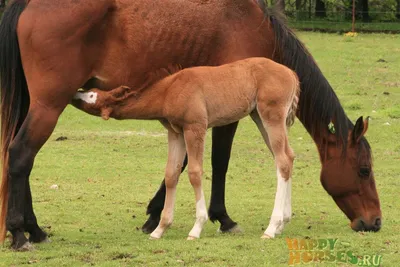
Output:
112,86,133,100
352,116,369,143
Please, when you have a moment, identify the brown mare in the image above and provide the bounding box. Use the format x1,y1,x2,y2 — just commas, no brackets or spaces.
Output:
0,0,380,250
71,58,300,239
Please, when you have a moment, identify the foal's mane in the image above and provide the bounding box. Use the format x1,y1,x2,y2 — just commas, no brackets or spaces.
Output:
262,6,363,158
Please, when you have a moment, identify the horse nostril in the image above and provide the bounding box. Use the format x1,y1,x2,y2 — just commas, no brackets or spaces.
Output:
374,217,382,230
359,219,366,231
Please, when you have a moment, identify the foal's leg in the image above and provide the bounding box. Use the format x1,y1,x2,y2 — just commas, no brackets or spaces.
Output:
150,131,186,239
250,112,292,224
142,156,188,234
184,126,208,240
255,108,294,239
143,122,239,234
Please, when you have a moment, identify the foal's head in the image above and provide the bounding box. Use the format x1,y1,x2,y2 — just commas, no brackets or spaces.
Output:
71,86,134,120
320,116,381,232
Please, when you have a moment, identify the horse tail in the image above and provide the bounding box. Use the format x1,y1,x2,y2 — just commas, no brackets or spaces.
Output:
286,71,300,128
0,0,29,242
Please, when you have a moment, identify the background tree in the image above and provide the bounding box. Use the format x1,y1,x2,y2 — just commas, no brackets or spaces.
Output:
361,0,370,22
271,0,285,11
315,0,327,17
397,0,400,19
0,0,6,8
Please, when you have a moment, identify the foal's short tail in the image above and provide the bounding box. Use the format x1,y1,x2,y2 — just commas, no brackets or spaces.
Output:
286,71,300,128
0,0,29,242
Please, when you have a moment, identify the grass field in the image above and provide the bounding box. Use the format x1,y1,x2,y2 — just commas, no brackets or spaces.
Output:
1,32,399,266
289,20,400,33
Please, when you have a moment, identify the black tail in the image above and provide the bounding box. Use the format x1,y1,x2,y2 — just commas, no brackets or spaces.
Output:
0,0,29,242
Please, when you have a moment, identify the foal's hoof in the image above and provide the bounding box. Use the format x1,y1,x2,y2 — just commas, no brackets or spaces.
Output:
187,236,198,241
261,234,273,239
15,242,34,252
217,224,242,234
149,232,162,240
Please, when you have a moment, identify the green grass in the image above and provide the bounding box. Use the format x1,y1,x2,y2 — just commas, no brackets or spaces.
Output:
1,32,400,266
289,20,400,33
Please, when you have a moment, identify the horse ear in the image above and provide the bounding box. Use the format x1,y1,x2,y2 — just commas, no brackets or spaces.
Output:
352,116,369,143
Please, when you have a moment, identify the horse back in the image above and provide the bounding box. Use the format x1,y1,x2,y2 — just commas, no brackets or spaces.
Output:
17,0,272,93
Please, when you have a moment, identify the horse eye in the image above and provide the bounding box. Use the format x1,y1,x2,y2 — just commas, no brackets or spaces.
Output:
359,167,370,178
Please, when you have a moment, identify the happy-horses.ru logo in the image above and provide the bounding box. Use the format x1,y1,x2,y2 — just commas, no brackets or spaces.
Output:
286,238,382,266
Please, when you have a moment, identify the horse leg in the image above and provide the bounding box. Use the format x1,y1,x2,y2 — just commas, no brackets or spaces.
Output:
24,178,48,243
142,156,188,234
6,103,67,250
283,142,293,223
209,122,240,233
150,130,186,239
254,107,294,239
250,111,293,224
184,126,208,240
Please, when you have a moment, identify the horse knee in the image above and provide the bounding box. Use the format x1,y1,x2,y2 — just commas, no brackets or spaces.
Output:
8,142,34,178
287,146,295,164
188,167,203,187
277,156,293,180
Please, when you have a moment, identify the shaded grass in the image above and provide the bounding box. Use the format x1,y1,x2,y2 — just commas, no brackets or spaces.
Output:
1,32,400,266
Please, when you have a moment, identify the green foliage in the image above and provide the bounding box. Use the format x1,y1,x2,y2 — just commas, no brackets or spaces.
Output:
283,0,400,22
0,32,399,266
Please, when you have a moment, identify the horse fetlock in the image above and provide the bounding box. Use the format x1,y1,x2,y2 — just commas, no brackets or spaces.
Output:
196,213,208,226
6,214,25,230
159,215,173,229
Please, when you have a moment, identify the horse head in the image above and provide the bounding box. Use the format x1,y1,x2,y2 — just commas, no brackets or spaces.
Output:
320,116,381,232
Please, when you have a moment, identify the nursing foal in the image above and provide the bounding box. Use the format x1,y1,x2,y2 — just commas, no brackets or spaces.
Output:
71,57,300,240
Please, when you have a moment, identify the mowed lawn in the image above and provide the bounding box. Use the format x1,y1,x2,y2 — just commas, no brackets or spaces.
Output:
1,32,399,266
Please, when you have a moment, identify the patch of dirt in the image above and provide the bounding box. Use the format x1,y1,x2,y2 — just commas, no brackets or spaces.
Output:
112,253,135,260
55,136,68,141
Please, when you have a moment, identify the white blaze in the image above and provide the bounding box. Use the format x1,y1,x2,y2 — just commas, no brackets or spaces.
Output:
73,92,98,104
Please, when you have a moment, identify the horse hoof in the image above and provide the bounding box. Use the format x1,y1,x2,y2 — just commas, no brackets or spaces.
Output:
187,236,198,240
149,234,161,240
15,242,34,252
41,237,52,243
217,224,242,234
261,234,273,239
142,218,159,234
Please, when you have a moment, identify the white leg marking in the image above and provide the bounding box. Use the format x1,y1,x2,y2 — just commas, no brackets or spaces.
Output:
284,178,292,223
73,91,98,104
188,190,208,240
149,187,177,239
262,170,288,239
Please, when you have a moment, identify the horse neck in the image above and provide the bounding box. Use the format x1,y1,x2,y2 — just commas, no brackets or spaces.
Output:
112,81,169,120
271,17,352,155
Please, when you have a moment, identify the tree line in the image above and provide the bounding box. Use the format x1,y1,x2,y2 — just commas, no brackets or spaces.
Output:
1,0,400,21
267,0,400,21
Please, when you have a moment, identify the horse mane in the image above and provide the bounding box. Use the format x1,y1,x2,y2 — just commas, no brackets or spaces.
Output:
261,6,359,158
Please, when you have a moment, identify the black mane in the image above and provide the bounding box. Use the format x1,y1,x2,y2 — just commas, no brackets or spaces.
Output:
263,6,355,156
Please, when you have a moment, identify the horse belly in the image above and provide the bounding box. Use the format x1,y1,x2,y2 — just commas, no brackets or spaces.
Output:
207,94,256,128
